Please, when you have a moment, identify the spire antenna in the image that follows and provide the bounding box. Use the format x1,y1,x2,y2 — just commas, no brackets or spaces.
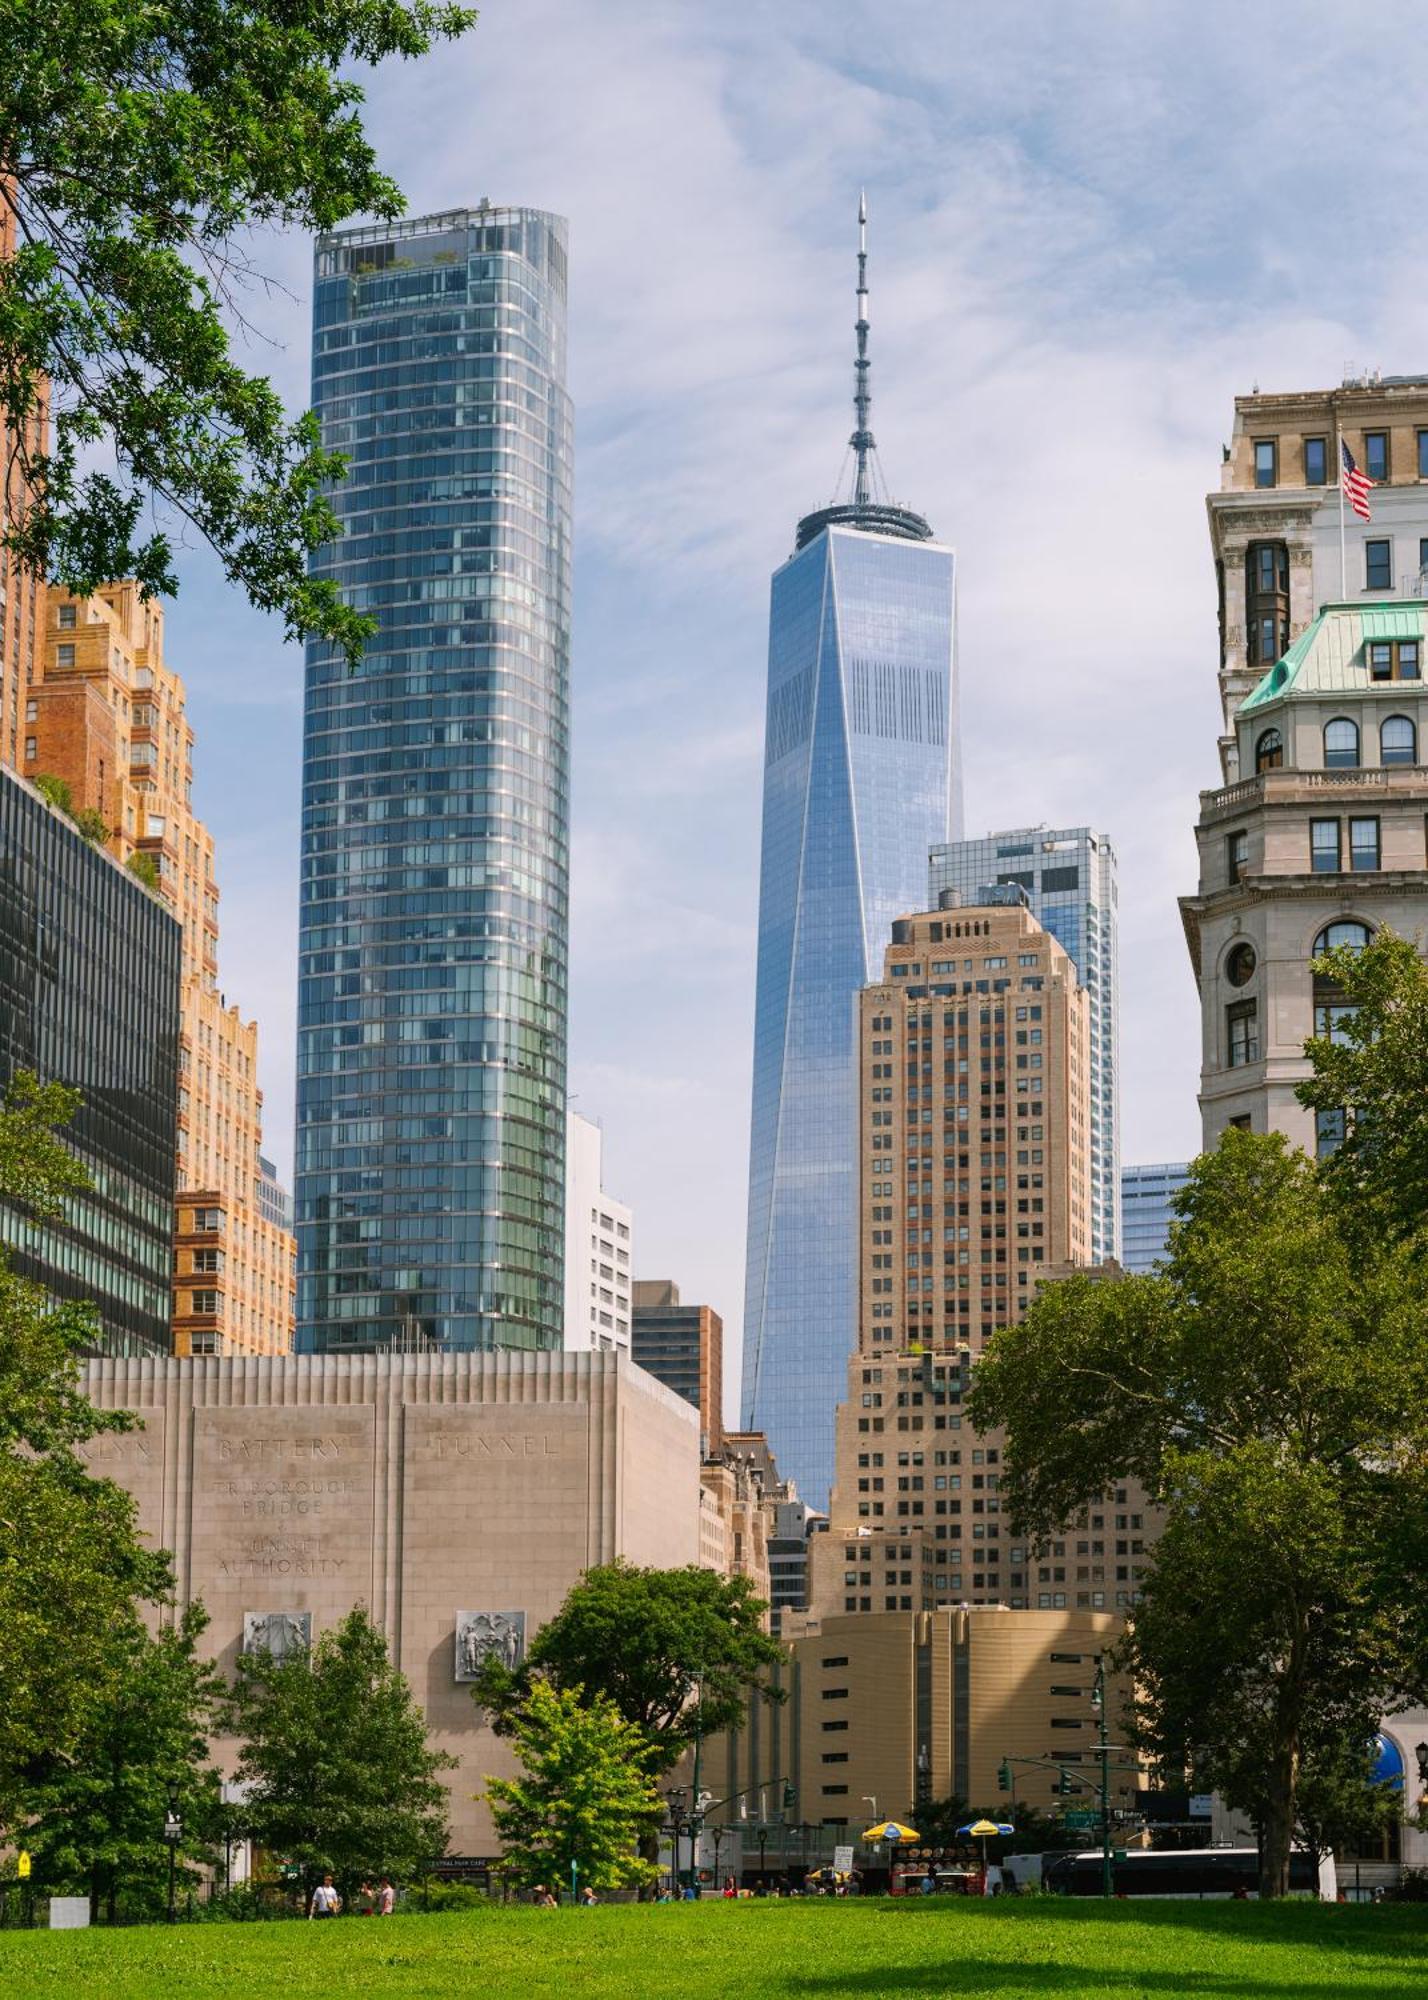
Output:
852,189,874,509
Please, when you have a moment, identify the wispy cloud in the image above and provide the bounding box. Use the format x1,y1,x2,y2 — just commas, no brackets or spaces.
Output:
162,0,1428,1410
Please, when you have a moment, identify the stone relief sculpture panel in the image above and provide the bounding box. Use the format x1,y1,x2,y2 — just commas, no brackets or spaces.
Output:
242,1610,312,1663
454,1609,525,1682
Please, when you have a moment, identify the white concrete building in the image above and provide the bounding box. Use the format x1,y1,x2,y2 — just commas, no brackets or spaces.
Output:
563,1109,633,1353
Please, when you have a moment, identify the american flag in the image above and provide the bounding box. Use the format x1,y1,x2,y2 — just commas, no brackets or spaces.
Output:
1342,439,1374,522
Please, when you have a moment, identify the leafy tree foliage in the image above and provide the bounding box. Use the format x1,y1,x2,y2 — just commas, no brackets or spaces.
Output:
1293,1736,1404,1874
485,1679,661,1895
224,1606,453,1892
0,0,474,661
474,1560,785,1768
21,1603,222,1920
1299,926,1428,1251
0,1074,171,1824
968,1131,1428,1899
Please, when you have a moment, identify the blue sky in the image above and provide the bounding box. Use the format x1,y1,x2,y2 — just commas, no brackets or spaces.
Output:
167,0,1428,1405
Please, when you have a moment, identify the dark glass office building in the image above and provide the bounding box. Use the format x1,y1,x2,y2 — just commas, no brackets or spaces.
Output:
296,206,573,1353
0,767,181,1354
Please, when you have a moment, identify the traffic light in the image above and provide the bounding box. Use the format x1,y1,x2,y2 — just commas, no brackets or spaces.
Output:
997,1761,1012,1794
782,1781,796,1812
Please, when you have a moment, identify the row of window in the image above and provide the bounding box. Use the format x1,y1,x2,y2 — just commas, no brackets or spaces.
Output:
1253,431,1428,488
1254,705,1419,777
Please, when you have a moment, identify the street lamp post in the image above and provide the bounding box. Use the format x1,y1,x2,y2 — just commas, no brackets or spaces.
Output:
162,1781,183,1925
1092,1657,1111,1901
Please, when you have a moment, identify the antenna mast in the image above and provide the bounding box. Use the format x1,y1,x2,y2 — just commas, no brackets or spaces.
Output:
852,190,874,509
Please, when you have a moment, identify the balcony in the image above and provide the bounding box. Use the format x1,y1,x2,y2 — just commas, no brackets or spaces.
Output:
1201,764,1428,821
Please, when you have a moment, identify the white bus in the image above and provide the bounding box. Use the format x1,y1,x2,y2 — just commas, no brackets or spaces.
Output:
1042,1846,1336,1900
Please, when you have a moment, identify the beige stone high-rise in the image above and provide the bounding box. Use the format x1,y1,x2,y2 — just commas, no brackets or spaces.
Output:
28,583,294,1354
807,893,1155,1623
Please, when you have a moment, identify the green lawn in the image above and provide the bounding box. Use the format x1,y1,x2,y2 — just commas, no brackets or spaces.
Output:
0,1897,1424,1999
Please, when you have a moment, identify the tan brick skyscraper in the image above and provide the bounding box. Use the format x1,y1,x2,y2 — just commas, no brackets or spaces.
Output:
0,199,46,776
28,582,294,1354
807,892,1156,1623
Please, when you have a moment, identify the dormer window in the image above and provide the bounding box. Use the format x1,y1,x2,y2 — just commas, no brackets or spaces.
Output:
1255,728,1284,773
1324,719,1360,769
1368,640,1419,681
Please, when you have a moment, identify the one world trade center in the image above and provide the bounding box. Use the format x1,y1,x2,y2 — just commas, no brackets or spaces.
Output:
741,198,959,1507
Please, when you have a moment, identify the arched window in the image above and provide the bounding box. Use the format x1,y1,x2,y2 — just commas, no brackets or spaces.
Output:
1381,714,1417,766
1324,718,1360,769
1313,920,1371,956
1311,922,1371,1156
1255,728,1284,773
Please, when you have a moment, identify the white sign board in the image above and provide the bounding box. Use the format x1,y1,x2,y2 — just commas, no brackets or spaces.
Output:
833,1845,855,1874
49,1897,90,1930
1189,1794,1214,1818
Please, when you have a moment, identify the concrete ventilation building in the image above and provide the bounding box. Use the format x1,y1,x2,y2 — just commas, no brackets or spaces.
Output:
806,892,1156,1622
742,200,957,1510
562,1111,632,1353
297,206,572,1356
929,828,1119,1264
79,1349,699,1860
1208,376,1428,780
1119,1163,1189,1275
631,1278,723,1451
0,764,181,1354
28,584,295,1355
1181,600,1428,1150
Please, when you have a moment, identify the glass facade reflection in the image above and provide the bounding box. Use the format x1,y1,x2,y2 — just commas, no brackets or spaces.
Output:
296,207,572,1354
1119,1161,1188,1275
742,523,958,1507
929,827,1120,1263
0,767,181,1354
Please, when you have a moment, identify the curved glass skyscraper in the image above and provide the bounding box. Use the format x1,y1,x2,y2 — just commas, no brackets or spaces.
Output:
741,201,959,1506
296,206,572,1354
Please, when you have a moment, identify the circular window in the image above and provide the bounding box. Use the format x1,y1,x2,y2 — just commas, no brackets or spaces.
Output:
1225,942,1257,988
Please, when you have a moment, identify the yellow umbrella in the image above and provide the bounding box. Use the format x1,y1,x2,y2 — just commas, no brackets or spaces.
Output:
861,1820,920,1844
959,1819,1009,1839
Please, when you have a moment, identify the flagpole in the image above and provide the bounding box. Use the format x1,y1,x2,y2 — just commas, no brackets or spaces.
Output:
1337,422,1347,599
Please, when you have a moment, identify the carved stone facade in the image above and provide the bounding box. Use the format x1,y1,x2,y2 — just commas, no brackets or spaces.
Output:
1208,378,1428,782
1181,599,1428,1152
79,1350,699,1855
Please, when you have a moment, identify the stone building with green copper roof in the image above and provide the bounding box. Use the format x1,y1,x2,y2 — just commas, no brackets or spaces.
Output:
1180,599,1428,1151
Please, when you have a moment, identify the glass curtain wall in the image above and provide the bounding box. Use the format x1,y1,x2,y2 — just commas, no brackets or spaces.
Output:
742,524,957,1507
297,207,572,1354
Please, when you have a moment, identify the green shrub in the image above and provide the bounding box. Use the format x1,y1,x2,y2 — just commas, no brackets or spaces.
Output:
125,852,161,890
34,772,75,815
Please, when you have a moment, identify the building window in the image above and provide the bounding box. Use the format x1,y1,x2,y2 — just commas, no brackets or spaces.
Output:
1323,718,1360,769
1349,817,1380,871
1419,537,1428,582
1246,542,1288,664
1364,431,1389,482
1253,440,1277,488
56,643,75,667
1310,820,1341,873
1366,539,1393,591
57,603,77,629
1314,920,1371,957
1381,715,1417,766
23,736,35,761
1402,642,1422,680
1224,942,1257,988
1227,1000,1259,1068
1315,1107,1347,1159
1305,436,1328,485
1226,829,1248,883
1255,728,1284,773
1369,642,1393,680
